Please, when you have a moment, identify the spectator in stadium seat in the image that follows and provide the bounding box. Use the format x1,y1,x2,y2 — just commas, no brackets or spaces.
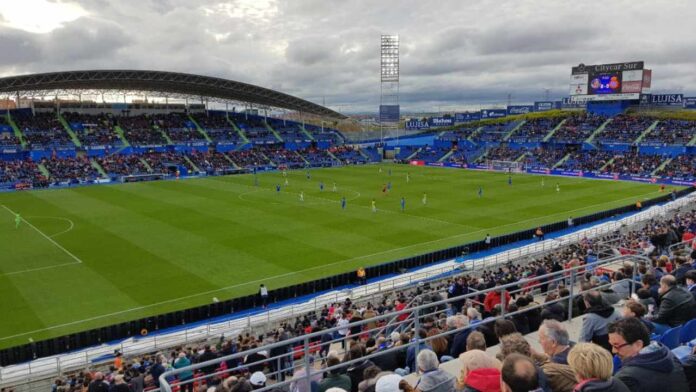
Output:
500,353,542,392
650,274,696,334
579,291,620,352
608,317,688,392
413,349,455,392
499,332,575,392
465,331,487,352
87,372,109,392
685,270,696,301
455,349,501,392
173,352,194,392
448,314,471,358
320,354,352,392
483,288,510,314
673,257,693,285
538,320,573,365
405,329,431,374
346,343,374,392
567,343,629,392
249,371,267,390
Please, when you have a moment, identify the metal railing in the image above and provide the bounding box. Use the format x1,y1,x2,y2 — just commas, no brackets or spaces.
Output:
158,254,649,392
2,193,693,388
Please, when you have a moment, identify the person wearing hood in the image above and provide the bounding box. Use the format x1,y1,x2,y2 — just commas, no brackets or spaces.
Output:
455,349,501,392
579,291,620,352
608,317,688,392
411,350,454,392
567,343,629,392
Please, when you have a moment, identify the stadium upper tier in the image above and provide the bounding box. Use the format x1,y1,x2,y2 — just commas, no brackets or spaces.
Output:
0,70,347,119
1,110,695,188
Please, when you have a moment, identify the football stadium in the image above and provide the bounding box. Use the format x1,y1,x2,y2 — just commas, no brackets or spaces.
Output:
1,2,696,392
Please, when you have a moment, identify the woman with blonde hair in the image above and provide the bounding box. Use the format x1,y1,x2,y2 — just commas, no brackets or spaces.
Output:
567,343,629,392
455,349,501,392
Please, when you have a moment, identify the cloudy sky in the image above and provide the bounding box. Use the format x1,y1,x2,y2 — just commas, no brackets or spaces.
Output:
0,0,695,113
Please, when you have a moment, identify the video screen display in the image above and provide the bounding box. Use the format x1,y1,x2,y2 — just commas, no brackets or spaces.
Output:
589,73,621,94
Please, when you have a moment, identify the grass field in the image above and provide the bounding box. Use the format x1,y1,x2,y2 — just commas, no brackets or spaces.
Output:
0,164,674,348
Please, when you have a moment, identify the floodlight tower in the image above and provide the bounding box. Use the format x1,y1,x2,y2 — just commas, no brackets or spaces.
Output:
380,35,400,143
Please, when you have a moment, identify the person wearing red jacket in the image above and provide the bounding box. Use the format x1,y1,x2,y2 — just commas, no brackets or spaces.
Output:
484,289,510,313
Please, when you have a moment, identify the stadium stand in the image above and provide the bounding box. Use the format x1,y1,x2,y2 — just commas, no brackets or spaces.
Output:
511,117,564,142
642,119,695,145
31,200,696,392
597,114,654,144
62,112,122,147
118,115,169,146
14,111,73,148
551,113,607,143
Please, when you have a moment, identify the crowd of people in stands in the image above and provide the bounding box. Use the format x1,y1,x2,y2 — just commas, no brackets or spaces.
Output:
551,113,607,143
45,205,696,392
0,159,47,186
483,146,526,162
659,155,696,180
188,151,237,174
642,120,696,145
597,115,655,144
62,112,122,147
602,152,665,177
228,150,271,169
117,115,168,146
524,148,567,170
478,125,510,143
0,131,20,147
191,114,241,144
42,156,100,183
558,151,615,173
97,155,151,176
15,112,73,148
512,118,563,142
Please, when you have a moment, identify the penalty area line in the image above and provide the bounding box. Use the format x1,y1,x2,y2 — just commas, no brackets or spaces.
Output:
1,204,83,265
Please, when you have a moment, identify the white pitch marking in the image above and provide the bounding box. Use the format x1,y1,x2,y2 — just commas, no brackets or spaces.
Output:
1,205,83,265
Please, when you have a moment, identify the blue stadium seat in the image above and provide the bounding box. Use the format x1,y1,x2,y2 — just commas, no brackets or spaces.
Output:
679,319,696,344
660,326,682,349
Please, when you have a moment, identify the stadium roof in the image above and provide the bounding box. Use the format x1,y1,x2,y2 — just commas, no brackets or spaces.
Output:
0,70,347,119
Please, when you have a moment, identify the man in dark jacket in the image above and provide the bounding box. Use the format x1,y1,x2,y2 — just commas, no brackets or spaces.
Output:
345,343,374,392
579,291,620,352
449,314,472,358
608,317,688,392
650,275,696,334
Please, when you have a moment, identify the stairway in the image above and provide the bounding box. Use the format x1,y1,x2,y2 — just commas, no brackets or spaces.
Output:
187,115,213,143
183,156,202,173
90,159,108,178
325,150,341,164
37,162,51,178
437,149,455,163
139,157,153,172
652,157,672,176
634,120,660,144
264,121,283,142
599,158,615,172
467,126,484,142
154,126,174,145
113,125,131,147
295,151,310,165
542,119,567,142
552,153,571,169
56,112,83,148
405,147,422,160
299,125,315,141
688,133,696,146
515,152,529,163
5,114,28,148
503,120,526,142
585,118,613,143
222,153,241,169
226,117,251,146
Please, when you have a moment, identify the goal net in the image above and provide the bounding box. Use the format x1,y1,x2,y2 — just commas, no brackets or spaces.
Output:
485,160,525,173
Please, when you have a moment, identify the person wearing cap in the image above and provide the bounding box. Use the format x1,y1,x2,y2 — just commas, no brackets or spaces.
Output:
249,371,267,390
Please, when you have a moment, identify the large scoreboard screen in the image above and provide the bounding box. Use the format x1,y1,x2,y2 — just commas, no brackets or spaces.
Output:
570,61,643,101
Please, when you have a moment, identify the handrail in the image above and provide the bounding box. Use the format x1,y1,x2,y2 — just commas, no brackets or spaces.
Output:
158,254,649,391
3,193,693,387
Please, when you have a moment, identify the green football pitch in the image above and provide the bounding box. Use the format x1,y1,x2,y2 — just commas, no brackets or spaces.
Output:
0,164,674,348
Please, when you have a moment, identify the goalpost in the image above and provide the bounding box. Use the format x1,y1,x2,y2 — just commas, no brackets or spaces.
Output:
485,159,525,173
